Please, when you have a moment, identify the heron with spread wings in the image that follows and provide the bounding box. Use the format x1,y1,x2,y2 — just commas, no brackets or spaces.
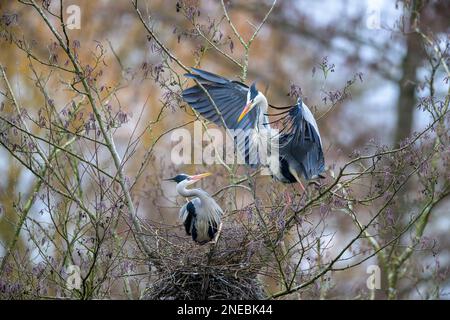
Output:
181,68,325,190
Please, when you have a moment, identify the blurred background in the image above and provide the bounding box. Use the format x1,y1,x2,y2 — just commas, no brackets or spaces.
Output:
0,0,449,299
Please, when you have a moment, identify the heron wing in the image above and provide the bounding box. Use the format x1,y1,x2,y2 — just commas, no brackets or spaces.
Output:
182,68,257,131
179,200,196,236
272,100,325,180
182,68,261,166
208,221,218,239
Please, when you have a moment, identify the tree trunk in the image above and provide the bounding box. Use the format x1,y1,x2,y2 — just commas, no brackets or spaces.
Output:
394,0,424,145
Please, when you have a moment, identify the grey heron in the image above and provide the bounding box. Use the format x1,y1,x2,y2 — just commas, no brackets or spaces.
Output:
181,68,325,190
166,172,223,244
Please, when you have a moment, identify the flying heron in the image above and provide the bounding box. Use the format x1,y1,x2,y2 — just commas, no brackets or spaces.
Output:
181,68,325,190
166,172,223,244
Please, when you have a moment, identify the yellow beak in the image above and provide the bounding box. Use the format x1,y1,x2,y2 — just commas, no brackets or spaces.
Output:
190,172,212,181
237,101,254,123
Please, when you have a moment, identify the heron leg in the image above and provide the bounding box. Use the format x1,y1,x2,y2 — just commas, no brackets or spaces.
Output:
308,180,321,189
291,171,306,193
284,191,292,206
210,222,223,245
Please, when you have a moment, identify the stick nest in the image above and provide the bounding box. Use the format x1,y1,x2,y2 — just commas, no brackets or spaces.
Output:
143,221,268,300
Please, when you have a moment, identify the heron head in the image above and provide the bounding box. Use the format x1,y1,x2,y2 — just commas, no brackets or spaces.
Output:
165,172,212,185
249,82,258,101
237,83,259,123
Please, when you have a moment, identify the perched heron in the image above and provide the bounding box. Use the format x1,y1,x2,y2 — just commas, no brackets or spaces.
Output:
166,172,223,244
181,68,325,189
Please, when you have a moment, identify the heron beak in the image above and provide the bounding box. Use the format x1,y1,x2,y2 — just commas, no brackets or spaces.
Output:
237,101,254,123
190,172,212,181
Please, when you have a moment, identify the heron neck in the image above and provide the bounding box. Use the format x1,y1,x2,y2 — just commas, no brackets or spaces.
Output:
176,183,209,200
256,98,269,128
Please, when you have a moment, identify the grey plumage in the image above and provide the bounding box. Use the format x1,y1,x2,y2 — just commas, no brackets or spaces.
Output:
273,98,325,180
168,173,223,244
182,68,264,166
181,68,325,185
179,195,222,244
182,68,258,131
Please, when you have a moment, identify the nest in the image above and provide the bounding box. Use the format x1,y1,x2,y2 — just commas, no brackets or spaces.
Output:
143,221,268,300
145,268,265,300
